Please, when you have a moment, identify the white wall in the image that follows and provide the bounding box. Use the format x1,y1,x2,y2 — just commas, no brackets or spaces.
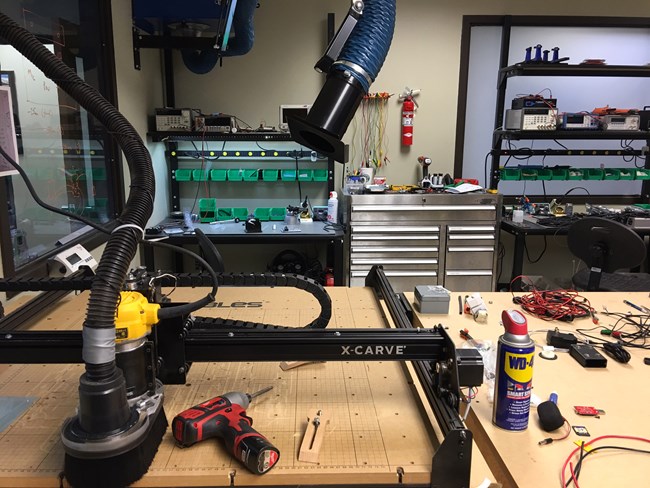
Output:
113,1,650,285
111,0,165,266
112,0,165,226
168,0,650,187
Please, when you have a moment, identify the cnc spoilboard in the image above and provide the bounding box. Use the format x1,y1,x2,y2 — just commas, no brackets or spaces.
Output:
0,287,479,487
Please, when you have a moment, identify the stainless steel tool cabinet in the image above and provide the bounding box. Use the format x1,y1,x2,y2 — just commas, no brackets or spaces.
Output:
344,193,502,292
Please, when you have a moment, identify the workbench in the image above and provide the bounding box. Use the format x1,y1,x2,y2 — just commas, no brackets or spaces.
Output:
413,290,650,487
142,220,345,285
1,287,647,487
0,287,491,487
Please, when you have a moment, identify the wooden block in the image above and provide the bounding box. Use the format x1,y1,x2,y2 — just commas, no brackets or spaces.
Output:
279,360,324,371
298,409,329,463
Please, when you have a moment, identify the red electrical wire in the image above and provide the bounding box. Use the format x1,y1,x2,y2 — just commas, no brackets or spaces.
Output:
560,434,650,487
510,275,595,322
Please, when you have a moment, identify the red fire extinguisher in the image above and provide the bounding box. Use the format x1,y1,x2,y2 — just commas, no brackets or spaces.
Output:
401,97,414,145
399,87,420,146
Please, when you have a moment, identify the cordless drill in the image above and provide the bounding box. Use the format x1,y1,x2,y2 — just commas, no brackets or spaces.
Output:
172,386,280,474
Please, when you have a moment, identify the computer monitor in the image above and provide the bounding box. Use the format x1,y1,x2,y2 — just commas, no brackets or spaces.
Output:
279,104,311,131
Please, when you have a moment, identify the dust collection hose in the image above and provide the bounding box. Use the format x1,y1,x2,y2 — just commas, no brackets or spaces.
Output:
0,11,151,431
289,0,396,161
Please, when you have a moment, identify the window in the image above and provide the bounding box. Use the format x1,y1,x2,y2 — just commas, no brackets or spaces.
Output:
0,0,121,278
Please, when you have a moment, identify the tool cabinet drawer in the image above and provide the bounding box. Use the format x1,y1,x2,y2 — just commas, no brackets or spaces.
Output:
350,257,438,267
351,234,440,248
350,204,497,222
445,247,495,269
350,270,438,291
351,225,440,236
444,270,494,291
350,246,438,260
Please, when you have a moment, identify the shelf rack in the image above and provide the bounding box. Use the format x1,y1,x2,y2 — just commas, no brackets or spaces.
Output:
489,64,650,195
149,132,335,213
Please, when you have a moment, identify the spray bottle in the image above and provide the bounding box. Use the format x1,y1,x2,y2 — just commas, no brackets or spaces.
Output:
327,191,338,224
492,309,535,431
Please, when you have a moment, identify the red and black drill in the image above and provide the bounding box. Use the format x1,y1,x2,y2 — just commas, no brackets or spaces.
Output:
172,386,279,474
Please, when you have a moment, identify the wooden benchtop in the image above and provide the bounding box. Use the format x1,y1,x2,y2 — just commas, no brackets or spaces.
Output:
413,290,650,488
0,287,493,487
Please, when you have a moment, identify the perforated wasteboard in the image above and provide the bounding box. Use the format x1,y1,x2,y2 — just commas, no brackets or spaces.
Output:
0,287,437,487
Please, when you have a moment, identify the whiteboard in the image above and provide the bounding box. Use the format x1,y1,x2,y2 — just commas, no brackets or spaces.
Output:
0,86,19,176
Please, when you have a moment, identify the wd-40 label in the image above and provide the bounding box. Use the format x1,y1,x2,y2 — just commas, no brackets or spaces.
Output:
493,346,534,431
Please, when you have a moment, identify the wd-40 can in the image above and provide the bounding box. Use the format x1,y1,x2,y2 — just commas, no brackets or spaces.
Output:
492,309,535,431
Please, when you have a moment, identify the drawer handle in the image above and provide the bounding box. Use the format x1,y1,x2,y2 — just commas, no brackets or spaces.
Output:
351,247,438,253
448,234,494,240
352,271,438,277
448,226,495,232
446,270,493,276
448,247,494,252
352,235,439,241
352,226,440,233
352,205,495,211
352,258,438,265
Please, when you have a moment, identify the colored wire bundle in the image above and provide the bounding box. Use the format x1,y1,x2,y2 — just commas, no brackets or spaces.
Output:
562,435,650,487
577,309,650,351
511,278,595,322
354,92,391,172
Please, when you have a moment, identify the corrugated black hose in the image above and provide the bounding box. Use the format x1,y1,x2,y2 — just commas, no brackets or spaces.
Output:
0,12,151,381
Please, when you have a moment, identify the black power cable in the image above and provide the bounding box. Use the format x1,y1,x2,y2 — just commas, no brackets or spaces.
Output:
0,143,218,318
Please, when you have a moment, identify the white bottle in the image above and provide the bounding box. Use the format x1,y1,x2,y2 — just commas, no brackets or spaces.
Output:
327,191,338,224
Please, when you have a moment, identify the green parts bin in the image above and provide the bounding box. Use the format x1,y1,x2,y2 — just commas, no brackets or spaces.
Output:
520,169,537,181
604,169,620,180
298,169,313,181
568,168,584,180
281,169,296,181
619,168,634,180
210,169,227,181
193,169,209,181
217,207,234,221
537,168,552,180
551,168,568,180
262,169,279,181
242,169,259,181
227,169,243,181
198,198,217,223
175,169,192,181
232,207,248,220
313,169,329,182
635,169,650,180
254,208,271,221
270,207,286,220
585,168,604,180
501,168,521,181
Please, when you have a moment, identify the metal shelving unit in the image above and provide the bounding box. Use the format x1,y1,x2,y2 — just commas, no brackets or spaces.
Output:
148,132,335,214
489,64,650,194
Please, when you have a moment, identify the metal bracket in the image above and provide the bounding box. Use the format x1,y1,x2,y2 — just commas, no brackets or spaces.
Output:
132,27,141,71
314,4,364,74
430,429,473,488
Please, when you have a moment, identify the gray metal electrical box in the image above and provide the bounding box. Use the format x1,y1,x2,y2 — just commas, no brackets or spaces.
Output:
414,285,451,314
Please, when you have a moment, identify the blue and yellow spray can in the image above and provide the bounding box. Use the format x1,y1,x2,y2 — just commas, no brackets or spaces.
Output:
492,309,535,431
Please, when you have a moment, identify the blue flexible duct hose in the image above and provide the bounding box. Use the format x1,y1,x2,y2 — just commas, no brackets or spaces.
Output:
336,0,396,92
